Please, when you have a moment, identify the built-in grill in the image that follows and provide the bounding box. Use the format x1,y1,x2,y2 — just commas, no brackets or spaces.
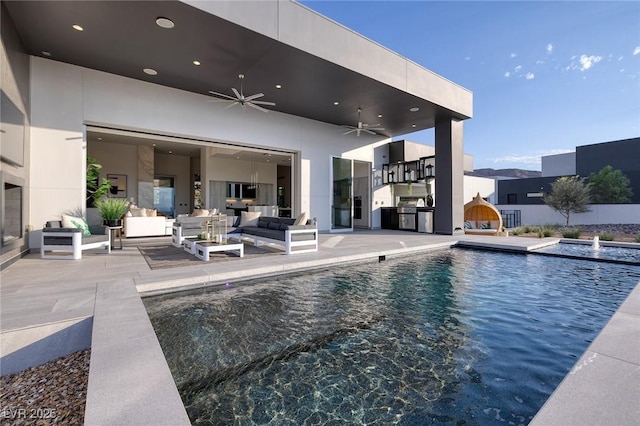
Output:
397,203,417,230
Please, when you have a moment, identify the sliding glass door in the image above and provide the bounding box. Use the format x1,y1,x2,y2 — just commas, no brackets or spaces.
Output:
154,176,175,218
331,157,353,232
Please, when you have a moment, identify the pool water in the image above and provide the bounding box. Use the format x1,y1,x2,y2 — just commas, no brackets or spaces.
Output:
533,242,640,264
144,249,640,425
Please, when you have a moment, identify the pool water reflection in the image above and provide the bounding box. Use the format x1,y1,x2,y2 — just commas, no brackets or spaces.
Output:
144,249,639,425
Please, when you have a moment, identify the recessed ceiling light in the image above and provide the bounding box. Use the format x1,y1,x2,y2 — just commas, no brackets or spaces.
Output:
410,107,420,112
153,143,157,147
98,137,102,140
72,24,84,31
333,101,339,106
193,60,201,66
378,114,383,118
42,51,52,57
169,150,173,154
156,17,174,29
143,68,158,75
412,124,417,128
275,84,282,89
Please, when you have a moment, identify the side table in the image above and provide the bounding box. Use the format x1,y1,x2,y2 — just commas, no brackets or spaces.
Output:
107,226,123,250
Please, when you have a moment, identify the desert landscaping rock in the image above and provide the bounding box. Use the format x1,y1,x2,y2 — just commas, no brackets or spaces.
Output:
0,349,89,425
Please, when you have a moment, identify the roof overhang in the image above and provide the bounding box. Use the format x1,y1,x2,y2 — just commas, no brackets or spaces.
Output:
3,0,472,138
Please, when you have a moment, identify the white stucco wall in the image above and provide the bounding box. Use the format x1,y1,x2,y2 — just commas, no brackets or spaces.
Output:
28,57,384,233
463,175,497,204
495,204,640,226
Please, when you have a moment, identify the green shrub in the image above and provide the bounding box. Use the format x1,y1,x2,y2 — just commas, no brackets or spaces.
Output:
523,224,536,233
562,228,582,239
512,227,524,236
598,232,615,241
540,226,555,237
635,234,640,243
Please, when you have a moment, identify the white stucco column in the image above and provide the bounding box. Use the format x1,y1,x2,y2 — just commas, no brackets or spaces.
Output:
434,118,465,235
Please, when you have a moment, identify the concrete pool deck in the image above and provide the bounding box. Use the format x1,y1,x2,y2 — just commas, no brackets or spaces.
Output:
1,231,638,424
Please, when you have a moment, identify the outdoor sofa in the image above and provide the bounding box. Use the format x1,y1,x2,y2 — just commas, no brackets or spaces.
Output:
41,220,110,260
229,215,318,255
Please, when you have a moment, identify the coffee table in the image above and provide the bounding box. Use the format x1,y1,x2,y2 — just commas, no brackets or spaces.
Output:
194,241,244,261
183,237,205,255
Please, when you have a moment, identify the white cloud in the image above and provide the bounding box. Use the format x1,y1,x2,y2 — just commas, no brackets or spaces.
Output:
510,53,517,58
464,56,471,61
514,65,522,72
504,71,511,77
634,46,640,55
579,54,602,71
536,60,544,65
546,43,553,53
525,72,535,80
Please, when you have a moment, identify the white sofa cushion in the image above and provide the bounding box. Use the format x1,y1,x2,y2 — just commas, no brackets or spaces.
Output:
124,216,167,237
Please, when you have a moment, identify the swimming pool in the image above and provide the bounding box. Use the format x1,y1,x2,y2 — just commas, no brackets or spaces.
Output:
144,249,640,425
532,241,640,265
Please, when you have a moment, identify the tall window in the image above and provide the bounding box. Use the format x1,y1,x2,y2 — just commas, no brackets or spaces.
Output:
154,176,175,218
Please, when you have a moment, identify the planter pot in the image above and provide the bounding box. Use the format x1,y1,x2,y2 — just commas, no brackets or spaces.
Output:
103,219,122,227
426,196,434,207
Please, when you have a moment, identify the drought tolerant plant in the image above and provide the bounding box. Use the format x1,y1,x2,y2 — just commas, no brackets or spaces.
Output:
561,228,582,239
539,226,555,238
635,234,640,243
598,232,615,241
512,227,524,236
543,176,591,226
95,198,129,225
523,224,537,234
588,165,633,204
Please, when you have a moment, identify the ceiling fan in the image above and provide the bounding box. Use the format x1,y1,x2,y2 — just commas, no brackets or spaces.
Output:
207,74,276,112
342,108,385,136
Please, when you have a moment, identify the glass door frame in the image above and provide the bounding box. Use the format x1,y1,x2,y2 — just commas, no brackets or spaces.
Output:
330,156,354,233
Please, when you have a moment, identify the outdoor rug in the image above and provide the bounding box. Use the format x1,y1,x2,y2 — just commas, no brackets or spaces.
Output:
138,242,280,270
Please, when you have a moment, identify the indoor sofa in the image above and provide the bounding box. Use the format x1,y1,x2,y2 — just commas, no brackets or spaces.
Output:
230,215,318,255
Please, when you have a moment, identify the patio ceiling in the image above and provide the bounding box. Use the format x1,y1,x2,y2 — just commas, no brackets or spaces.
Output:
4,0,471,140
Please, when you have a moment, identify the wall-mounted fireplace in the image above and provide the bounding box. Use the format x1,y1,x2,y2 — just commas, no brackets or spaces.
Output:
1,173,24,246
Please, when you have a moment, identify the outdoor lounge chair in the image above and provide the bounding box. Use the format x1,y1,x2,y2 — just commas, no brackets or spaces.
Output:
463,193,503,235
41,220,111,260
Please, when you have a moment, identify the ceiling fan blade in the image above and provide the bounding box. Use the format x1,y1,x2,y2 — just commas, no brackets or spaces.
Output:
245,93,265,101
231,87,242,100
208,91,236,101
362,123,381,128
367,127,385,131
362,128,377,135
252,100,276,106
247,102,269,113
222,102,239,110
207,98,234,103
342,128,357,135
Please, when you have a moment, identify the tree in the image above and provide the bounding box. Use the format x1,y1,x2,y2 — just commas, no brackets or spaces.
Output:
543,176,591,226
588,165,633,204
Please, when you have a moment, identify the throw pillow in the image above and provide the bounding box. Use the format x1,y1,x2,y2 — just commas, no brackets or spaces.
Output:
294,211,309,226
191,209,209,217
130,208,147,217
147,209,157,217
480,222,490,229
464,221,473,229
239,211,261,227
61,214,91,236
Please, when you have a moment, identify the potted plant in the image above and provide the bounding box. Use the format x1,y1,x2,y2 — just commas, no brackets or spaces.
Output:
95,198,128,227
426,193,434,207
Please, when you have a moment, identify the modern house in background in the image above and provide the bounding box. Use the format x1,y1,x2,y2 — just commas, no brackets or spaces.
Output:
498,137,640,205
0,0,473,269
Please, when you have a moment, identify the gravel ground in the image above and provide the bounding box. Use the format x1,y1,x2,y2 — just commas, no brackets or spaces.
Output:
515,223,640,242
0,349,90,425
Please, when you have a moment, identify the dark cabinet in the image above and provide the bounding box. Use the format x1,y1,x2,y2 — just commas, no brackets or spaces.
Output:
381,207,399,230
